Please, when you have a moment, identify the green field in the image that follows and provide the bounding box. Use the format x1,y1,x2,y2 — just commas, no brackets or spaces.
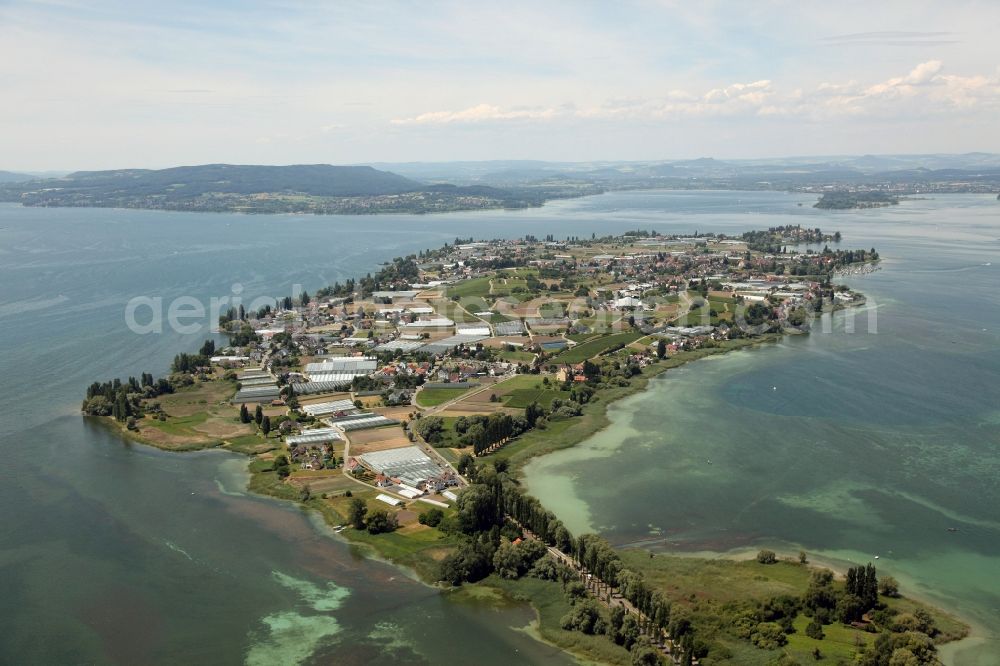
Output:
491,374,553,394
143,410,210,435
504,387,572,409
416,386,475,407
496,349,535,363
550,331,644,363
432,300,485,323
447,276,493,300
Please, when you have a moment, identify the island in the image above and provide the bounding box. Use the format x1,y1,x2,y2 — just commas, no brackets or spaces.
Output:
83,228,965,665
814,191,900,210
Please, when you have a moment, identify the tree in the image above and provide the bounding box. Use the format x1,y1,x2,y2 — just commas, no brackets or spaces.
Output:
261,415,271,436
273,454,290,478
239,403,251,423
756,549,777,564
347,498,367,529
750,622,788,649
366,508,397,534
879,575,900,598
560,599,605,635
805,619,825,640
414,416,445,444
418,508,444,527
82,395,113,416
803,569,837,622
456,453,476,478
631,642,661,666
656,338,667,359
837,593,867,624
524,401,544,428
846,563,878,610
456,484,501,533
493,539,526,579
438,535,495,585
254,404,263,425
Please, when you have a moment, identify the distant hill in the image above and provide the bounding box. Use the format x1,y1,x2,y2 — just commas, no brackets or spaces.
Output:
56,164,422,198
0,163,594,214
0,170,35,183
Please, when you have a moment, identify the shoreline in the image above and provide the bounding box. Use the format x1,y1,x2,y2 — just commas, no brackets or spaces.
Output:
509,305,980,663
80,235,974,663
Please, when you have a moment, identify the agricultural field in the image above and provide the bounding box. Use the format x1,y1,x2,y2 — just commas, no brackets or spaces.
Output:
416,385,476,407
446,276,492,300
432,298,486,323
550,330,644,363
503,386,572,409
495,349,535,363
347,426,411,454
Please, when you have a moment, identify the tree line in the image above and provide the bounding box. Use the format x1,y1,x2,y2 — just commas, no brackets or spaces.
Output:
82,373,173,418
434,462,690,665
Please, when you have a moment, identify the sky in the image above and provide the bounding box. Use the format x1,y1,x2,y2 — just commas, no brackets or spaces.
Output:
2,0,1000,170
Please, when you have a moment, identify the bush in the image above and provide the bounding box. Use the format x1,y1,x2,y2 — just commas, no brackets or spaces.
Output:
879,575,900,598
559,599,605,635
805,619,825,640
750,622,788,649
756,549,778,564
347,498,367,529
630,639,660,665
414,416,445,444
366,508,398,534
418,508,444,527
836,593,867,624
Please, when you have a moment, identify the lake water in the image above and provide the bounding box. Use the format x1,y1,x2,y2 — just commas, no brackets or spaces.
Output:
523,193,1000,664
0,191,997,664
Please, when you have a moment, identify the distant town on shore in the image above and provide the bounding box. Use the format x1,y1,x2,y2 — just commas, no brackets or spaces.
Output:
3,152,1000,215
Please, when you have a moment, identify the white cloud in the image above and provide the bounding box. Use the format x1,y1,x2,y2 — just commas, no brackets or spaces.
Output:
390,104,560,126
3,0,1000,166
390,62,1000,131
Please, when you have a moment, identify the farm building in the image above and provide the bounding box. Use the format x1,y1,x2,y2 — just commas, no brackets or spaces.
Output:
285,428,343,446
371,290,419,302
305,357,377,384
288,380,351,395
305,357,377,375
402,318,454,328
358,446,444,488
301,399,357,418
417,333,488,356
374,340,425,353
231,385,281,404
375,493,404,507
328,413,400,431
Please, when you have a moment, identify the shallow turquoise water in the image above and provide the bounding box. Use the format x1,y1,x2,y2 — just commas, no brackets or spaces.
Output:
524,194,1000,664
